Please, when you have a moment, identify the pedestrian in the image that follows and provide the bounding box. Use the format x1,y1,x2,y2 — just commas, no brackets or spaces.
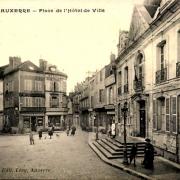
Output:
38,129,42,140
111,121,116,139
129,143,137,167
71,126,76,136
66,126,70,136
48,127,53,139
29,131,34,145
143,138,154,169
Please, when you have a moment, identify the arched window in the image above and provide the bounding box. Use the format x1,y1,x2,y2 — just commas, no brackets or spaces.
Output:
135,52,144,80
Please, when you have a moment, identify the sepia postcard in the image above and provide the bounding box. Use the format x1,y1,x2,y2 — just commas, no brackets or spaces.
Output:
0,0,180,179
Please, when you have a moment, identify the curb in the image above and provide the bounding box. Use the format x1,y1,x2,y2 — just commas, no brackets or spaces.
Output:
156,156,180,170
88,140,155,180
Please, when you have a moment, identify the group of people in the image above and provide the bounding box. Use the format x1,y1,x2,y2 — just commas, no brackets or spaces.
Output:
29,125,77,145
129,138,154,170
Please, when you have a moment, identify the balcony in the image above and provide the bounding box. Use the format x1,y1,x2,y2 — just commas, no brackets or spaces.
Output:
124,84,128,93
133,77,144,92
156,68,167,84
20,107,45,112
176,62,180,77
118,86,122,96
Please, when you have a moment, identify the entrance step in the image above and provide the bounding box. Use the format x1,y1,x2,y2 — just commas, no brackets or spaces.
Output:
93,141,123,159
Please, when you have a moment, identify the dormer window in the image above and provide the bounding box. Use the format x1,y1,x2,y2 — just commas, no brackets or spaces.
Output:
29,66,34,70
49,66,56,72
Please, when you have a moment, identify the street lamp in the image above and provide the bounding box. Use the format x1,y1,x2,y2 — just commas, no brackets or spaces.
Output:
121,102,129,165
94,113,99,140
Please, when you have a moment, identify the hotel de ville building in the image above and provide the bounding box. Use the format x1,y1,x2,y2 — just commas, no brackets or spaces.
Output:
71,0,180,163
115,0,180,162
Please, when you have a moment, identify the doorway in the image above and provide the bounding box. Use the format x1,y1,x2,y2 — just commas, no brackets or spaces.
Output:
139,100,146,137
31,117,37,131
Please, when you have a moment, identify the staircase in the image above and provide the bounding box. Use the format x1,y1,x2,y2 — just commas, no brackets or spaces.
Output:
93,137,152,159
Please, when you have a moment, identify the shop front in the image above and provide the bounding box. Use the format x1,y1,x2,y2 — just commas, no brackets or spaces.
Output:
22,114,44,133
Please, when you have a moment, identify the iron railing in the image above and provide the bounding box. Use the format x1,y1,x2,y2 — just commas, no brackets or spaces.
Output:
176,62,180,77
133,77,144,92
155,68,167,84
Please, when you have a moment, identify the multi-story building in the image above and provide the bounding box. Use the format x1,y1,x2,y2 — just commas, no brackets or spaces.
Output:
0,65,7,131
79,78,90,130
104,54,117,131
0,57,68,133
115,0,180,162
39,60,68,130
69,92,80,127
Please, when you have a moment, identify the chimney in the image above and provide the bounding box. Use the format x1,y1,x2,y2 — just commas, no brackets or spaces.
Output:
110,53,116,63
9,56,21,68
39,59,47,71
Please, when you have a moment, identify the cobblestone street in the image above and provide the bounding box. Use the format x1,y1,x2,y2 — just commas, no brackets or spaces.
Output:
0,129,139,180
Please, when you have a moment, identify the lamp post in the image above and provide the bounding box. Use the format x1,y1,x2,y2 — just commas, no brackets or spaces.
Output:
95,113,99,140
121,102,129,165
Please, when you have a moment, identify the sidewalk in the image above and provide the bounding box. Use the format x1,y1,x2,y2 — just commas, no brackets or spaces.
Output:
88,132,180,180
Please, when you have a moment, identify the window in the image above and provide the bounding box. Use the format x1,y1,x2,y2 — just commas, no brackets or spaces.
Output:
24,80,32,91
24,97,32,107
35,97,44,107
160,46,165,70
157,40,166,70
91,96,94,107
50,96,59,108
124,66,128,84
118,71,122,86
157,98,165,130
99,89,104,103
124,67,128,93
35,81,43,91
109,87,113,104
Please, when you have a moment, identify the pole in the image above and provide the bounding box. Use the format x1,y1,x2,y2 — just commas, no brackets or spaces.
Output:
123,103,129,165
96,114,99,140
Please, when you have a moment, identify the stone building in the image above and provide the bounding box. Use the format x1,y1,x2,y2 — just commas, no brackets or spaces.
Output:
104,54,117,131
115,0,180,162
39,59,68,131
0,57,68,133
0,65,7,131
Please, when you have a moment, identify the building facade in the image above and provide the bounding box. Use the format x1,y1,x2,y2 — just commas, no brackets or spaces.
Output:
115,0,180,162
1,57,68,133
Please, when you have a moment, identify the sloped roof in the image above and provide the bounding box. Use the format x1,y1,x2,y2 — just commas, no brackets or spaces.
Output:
0,65,8,78
4,60,43,75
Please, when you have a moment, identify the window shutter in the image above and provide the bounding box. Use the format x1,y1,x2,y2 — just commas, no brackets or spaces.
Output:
153,99,157,129
165,98,170,131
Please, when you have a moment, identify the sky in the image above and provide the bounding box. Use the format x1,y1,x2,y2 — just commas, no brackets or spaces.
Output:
0,0,144,93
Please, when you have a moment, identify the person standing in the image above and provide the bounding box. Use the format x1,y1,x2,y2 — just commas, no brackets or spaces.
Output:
71,126,76,136
29,131,34,145
48,127,53,139
129,143,137,167
38,129,42,140
111,121,116,138
143,138,154,169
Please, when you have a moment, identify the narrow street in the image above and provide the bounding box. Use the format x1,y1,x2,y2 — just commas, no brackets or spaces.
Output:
0,129,139,180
